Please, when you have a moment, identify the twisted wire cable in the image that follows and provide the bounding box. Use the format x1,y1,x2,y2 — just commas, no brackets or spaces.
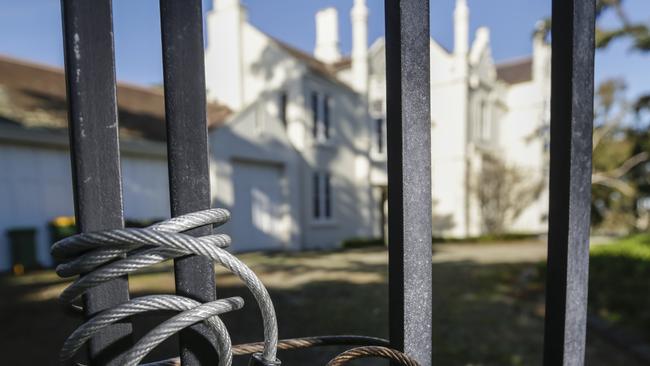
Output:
232,335,390,355
53,209,280,365
59,295,241,366
139,335,394,366
326,346,421,366
55,208,422,366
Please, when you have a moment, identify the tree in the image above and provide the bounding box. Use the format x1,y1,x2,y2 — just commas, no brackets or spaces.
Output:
591,79,650,231
539,0,650,112
539,0,650,51
539,2,650,232
473,154,544,234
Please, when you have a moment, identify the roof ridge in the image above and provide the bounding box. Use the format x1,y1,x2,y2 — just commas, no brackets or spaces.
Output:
495,56,533,68
0,53,166,97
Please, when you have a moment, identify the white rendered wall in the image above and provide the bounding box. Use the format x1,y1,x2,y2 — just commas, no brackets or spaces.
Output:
209,93,302,251
0,143,170,271
299,74,379,248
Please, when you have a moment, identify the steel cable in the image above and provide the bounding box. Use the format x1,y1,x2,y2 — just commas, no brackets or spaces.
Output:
53,208,279,365
54,208,421,366
326,346,421,366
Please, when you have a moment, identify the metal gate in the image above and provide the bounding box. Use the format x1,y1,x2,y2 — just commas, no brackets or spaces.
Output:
56,0,596,365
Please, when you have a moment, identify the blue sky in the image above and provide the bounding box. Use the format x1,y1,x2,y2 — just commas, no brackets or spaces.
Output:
0,0,648,100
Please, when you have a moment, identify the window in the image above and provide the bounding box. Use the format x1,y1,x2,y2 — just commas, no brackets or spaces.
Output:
311,92,331,142
375,118,384,153
323,95,330,139
481,100,490,141
473,98,491,142
313,172,320,218
313,171,332,220
324,173,331,218
279,91,288,126
311,92,319,138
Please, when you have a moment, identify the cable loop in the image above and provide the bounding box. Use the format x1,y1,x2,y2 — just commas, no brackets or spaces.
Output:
55,208,421,366
54,208,279,365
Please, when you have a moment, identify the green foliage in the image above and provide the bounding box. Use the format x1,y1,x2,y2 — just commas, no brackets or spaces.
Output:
432,233,539,244
590,77,650,231
589,234,650,341
340,237,384,249
538,0,650,125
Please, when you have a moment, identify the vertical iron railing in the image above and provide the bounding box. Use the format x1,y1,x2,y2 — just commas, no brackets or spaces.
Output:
59,0,597,364
159,0,217,365
543,0,596,365
385,1,433,365
61,0,133,364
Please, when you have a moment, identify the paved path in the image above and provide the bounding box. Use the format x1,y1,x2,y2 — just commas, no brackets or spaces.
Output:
433,241,548,264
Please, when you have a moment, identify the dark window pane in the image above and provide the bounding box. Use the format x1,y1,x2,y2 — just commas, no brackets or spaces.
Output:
323,95,330,139
279,92,288,126
311,92,319,138
313,172,320,218
324,173,331,218
376,118,384,153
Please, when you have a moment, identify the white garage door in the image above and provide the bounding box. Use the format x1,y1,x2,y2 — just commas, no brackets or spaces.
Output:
231,161,288,251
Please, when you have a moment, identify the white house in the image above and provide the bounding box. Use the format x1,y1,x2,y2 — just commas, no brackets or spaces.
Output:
205,0,551,239
344,0,552,237
205,0,380,251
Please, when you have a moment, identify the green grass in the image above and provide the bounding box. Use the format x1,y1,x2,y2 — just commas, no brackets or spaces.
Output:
588,234,650,342
0,246,644,365
433,232,540,244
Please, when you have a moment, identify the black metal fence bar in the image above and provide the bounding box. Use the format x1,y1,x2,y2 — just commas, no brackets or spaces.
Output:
385,0,433,365
61,0,132,364
159,0,217,365
543,0,596,365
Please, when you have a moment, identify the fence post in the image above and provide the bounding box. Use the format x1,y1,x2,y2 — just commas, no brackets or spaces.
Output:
385,0,433,365
543,0,596,365
61,0,132,364
159,0,217,364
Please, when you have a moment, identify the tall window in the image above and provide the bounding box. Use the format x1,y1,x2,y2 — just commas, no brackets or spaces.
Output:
311,92,319,138
313,172,332,220
313,172,320,218
323,95,330,139
324,173,331,218
481,100,490,141
311,92,331,142
279,91,288,127
375,118,384,153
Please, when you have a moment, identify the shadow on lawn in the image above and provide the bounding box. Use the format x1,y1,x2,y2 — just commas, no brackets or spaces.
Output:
0,250,644,366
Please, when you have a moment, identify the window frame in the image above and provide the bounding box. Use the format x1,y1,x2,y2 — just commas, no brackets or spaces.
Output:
312,171,333,222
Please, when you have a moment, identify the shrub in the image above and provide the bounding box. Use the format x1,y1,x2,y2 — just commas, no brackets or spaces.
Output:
341,237,385,249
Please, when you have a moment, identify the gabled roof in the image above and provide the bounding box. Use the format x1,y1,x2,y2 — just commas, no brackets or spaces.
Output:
269,38,356,92
0,54,231,142
496,57,533,85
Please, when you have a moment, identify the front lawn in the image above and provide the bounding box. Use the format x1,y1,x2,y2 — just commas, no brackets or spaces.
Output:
588,234,650,342
0,246,643,365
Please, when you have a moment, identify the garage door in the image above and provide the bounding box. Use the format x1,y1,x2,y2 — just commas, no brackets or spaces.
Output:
231,161,288,251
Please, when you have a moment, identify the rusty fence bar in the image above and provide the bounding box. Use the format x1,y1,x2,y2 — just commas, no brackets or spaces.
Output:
543,0,596,365
61,0,132,364
385,0,433,365
159,0,217,365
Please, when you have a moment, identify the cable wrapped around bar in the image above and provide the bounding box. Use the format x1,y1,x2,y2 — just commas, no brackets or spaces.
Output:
52,208,279,366
53,208,419,366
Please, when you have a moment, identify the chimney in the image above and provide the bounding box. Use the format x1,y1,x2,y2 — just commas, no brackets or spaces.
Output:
532,20,550,82
351,0,369,94
215,0,239,10
205,0,246,109
454,0,469,57
314,7,342,64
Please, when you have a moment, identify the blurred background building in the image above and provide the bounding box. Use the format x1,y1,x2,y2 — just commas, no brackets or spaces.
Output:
0,0,552,271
